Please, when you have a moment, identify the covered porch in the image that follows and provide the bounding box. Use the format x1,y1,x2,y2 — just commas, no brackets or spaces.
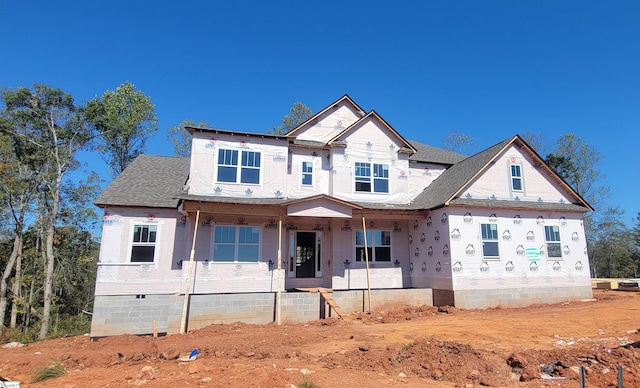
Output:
177,194,420,293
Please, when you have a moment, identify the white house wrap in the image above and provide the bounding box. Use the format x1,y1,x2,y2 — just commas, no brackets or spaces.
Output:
91,95,593,337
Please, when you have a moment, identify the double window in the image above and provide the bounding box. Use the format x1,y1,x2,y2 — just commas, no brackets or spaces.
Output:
510,164,523,191
131,224,157,263
213,225,260,262
544,225,562,259
355,162,389,193
355,230,391,262
481,223,500,260
217,149,261,184
301,161,313,186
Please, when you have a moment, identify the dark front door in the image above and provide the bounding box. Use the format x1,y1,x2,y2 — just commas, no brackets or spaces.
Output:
295,232,316,278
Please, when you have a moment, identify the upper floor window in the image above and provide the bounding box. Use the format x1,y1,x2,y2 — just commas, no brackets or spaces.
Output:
355,229,391,262
544,225,562,259
355,162,389,193
131,224,157,263
217,149,261,184
510,164,523,191
481,223,499,260
213,225,260,262
301,161,313,186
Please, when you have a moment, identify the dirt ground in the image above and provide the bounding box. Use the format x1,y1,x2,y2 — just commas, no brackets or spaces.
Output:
1,289,639,387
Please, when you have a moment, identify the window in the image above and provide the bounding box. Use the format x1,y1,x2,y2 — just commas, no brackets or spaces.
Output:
131,224,157,262
217,149,261,184
213,225,260,262
355,162,389,193
481,223,499,260
301,161,313,186
355,230,391,262
241,151,260,184
544,225,562,259
510,164,523,191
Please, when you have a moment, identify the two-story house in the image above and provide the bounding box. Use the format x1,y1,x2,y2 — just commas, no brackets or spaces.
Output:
91,95,593,337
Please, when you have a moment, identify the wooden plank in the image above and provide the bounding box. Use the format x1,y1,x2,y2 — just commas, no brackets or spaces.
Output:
318,288,348,319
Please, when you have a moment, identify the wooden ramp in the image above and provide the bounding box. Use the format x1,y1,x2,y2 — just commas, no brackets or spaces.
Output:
296,287,350,320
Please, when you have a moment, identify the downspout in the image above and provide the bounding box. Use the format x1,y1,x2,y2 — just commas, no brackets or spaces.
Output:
276,215,283,325
361,214,371,313
180,209,200,334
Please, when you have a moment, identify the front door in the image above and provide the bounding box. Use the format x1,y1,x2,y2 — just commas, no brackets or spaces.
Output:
289,231,322,278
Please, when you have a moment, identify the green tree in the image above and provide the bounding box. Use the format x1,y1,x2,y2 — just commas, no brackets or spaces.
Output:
545,153,578,183
631,212,640,277
85,81,158,176
166,120,211,158
0,121,42,329
590,207,634,278
2,84,91,339
267,101,313,135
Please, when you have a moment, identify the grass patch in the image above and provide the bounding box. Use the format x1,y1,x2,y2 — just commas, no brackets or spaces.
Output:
298,377,319,388
31,362,66,383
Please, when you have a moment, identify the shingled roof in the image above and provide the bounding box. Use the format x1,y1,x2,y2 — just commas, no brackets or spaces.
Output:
410,137,515,209
94,155,189,208
410,135,592,212
408,140,466,165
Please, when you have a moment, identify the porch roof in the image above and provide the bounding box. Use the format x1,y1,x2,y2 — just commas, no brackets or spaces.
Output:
447,198,591,212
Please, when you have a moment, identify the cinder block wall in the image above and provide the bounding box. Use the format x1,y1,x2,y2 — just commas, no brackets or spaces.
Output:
331,288,433,314
91,288,434,337
91,294,182,337
452,286,593,309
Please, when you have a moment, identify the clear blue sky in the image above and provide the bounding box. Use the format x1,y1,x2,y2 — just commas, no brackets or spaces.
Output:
1,1,638,225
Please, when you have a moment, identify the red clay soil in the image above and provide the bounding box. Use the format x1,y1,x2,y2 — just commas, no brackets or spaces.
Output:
1,289,639,387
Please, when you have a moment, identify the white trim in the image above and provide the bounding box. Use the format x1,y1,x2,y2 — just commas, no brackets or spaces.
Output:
127,222,160,264
210,224,262,263
354,161,390,194
355,229,392,262
215,148,263,185
480,222,500,261
300,160,314,187
509,162,524,193
544,224,563,260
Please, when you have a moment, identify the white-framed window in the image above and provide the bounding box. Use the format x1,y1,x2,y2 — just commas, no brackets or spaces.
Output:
301,161,313,186
355,162,389,193
241,151,261,184
217,149,261,184
130,224,157,263
481,223,500,260
355,229,391,262
544,225,562,259
510,164,523,191
212,225,260,262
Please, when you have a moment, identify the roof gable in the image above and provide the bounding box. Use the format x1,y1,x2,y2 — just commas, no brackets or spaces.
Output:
285,95,366,143
326,110,416,153
411,135,593,211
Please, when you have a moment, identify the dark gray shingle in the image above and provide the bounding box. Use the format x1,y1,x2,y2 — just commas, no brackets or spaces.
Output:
448,198,590,212
94,155,189,208
411,137,514,209
408,140,466,165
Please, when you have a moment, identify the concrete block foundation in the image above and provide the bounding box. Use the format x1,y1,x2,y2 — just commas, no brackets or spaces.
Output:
91,288,433,337
451,286,593,309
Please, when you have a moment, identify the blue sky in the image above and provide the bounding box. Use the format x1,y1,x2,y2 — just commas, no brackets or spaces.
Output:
1,1,638,225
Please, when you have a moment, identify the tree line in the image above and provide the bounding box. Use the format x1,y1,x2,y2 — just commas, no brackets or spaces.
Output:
0,82,158,340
